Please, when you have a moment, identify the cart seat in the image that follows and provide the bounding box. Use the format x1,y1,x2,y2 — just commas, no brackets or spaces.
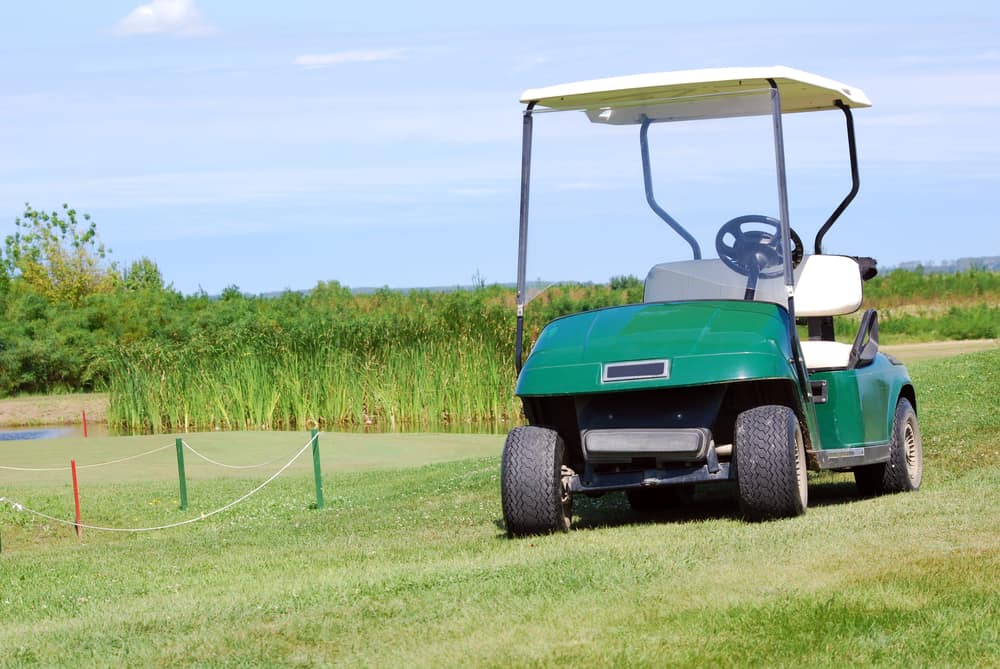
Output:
793,254,863,318
799,340,853,370
644,255,867,371
795,255,866,371
643,254,863,314
643,259,789,304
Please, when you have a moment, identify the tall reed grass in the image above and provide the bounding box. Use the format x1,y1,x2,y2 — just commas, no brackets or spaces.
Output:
104,270,996,434
108,331,522,434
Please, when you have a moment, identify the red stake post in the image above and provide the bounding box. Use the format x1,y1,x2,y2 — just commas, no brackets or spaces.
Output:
71,459,82,537
82,410,88,438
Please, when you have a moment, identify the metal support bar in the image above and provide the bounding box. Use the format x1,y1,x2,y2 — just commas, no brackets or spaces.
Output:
569,463,733,494
768,80,812,401
706,442,721,474
815,101,860,254
515,102,536,373
640,117,701,259
767,82,794,292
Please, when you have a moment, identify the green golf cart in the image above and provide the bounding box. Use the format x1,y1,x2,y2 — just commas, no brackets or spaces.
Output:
501,66,923,535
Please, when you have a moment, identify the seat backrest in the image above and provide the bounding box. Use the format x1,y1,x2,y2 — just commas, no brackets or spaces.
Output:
643,259,788,305
643,254,863,316
794,255,863,317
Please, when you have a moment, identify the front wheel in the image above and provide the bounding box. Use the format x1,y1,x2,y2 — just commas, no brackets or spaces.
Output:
735,405,808,521
854,397,922,496
501,426,572,536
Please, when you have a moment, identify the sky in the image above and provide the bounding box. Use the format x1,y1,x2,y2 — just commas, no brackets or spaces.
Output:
0,1,998,295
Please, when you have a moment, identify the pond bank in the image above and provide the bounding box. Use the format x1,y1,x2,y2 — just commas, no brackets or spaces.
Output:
0,392,107,428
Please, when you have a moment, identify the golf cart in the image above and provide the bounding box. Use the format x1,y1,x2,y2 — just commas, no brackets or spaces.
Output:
501,66,923,535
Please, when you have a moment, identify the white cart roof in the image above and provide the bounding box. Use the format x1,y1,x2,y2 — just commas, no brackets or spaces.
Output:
520,66,870,119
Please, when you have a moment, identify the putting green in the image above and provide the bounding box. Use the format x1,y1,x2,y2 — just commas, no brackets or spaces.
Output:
0,431,504,486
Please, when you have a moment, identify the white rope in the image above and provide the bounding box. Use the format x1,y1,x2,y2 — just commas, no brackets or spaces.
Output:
0,443,175,472
0,433,318,533
181,440,288,470
0,464,70,472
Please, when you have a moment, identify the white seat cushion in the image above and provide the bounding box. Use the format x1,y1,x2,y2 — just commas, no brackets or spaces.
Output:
800,340,852,370
794,255,863,317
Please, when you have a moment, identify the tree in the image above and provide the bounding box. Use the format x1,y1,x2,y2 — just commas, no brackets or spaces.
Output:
122,256,165,292
2,203,118,305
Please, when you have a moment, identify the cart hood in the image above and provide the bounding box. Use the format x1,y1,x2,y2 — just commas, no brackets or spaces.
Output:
517,300,796,396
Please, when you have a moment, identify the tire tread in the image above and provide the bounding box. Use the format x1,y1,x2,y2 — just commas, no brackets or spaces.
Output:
501,426,569,536
735,405,807,521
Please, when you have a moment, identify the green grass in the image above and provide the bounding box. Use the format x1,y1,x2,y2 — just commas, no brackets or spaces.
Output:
93,270,1000,433
0,431,505,486
1,351,998,667
833,304,999,343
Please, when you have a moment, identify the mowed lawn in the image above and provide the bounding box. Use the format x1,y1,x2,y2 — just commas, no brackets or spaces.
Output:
1,352,998,668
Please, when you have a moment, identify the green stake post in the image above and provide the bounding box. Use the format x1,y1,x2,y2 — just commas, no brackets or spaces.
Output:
311,429,324,509
175,438,188,511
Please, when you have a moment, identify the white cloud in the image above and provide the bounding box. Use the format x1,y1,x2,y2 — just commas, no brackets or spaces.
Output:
114,0,215,37
293,50,402,69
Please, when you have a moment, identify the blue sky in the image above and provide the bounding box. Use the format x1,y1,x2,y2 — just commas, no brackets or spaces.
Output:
0,1,997,294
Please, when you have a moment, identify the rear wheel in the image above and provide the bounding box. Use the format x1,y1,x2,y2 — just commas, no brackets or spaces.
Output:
735,405,808,521
853,397,922,495
501,426,572,536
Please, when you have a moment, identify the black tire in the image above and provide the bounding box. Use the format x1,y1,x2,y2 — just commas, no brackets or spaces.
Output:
735,405,808,521
625,485,695,513
501,426,572,536
853,397,922,496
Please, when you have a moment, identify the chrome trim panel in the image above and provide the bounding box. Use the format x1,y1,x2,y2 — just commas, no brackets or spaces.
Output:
602,359,671,383
814,443,889,469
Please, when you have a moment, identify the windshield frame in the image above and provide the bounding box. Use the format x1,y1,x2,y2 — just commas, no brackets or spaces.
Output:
514,83,798,372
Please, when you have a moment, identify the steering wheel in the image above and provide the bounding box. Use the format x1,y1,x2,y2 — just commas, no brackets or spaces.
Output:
715,215,803,278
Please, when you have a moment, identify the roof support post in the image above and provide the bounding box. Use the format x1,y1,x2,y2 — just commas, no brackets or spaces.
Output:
768,81,811,399
815,101,860,254
515,102,536,373
640,117,701,259
767,82,794,293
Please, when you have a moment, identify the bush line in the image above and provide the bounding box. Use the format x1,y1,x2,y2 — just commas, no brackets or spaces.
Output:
1,269,996,433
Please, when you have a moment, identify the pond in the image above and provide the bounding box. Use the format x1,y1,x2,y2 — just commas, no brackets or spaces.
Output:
0,423,109,441
0,421,502,440
0,428,71,441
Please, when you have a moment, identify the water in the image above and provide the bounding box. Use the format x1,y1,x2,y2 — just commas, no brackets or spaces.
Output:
0,428,72,441
0,421,503,439
0,423,109,441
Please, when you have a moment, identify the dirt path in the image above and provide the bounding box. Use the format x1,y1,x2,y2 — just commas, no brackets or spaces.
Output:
0,339,995,427
881,338,998,363
0,393,108,428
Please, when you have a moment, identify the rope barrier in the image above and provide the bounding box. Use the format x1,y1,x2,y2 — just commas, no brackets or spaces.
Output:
0,443,175,472
0,464,69,472
0,433,318,533
181,440,288,470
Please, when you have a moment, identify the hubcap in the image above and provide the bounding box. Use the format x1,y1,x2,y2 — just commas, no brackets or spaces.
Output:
903,418,922,485
794,425,808,506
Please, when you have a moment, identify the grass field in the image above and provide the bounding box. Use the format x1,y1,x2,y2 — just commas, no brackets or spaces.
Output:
1,350,998,667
